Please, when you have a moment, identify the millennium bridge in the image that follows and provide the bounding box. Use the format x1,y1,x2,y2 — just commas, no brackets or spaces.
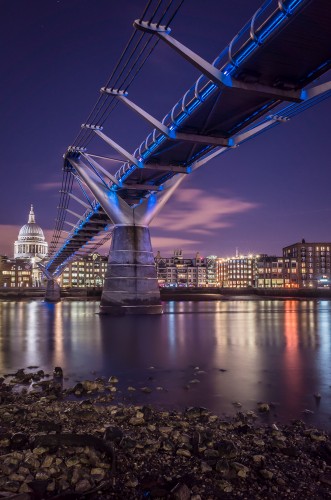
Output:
43,0,331,314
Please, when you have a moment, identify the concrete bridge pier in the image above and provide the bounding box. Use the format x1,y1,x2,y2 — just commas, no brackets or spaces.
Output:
45,278,61,302
38,263,61,302
100,225,162,315
71,156,186,315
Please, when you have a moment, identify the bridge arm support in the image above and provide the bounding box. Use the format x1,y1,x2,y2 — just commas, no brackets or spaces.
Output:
68,157,188,315
134,20,305,103
101,88,231,146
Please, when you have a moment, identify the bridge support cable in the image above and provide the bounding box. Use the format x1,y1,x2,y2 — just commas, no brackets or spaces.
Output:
68,156,186,314
72,1,184,150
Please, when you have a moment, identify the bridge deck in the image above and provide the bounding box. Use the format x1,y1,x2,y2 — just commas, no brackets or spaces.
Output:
48,0,331,274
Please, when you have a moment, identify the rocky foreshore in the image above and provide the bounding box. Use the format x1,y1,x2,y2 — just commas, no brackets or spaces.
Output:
0,368,331,499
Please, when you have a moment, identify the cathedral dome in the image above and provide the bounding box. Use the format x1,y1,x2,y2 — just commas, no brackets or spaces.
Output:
14,205,48,260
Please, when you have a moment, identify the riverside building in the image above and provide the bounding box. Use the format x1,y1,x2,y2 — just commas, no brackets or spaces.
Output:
0,206,48,287
59,253,108,287
283,240,331,288
155,250,208,287
255,255,298,288
218,254,257,288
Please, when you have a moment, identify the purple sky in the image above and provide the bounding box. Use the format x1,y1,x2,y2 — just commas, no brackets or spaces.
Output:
1,0,331,260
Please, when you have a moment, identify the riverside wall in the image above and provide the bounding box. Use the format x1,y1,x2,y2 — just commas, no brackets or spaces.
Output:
1,287,331,300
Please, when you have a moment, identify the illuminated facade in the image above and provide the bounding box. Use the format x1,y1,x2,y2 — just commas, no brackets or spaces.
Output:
14,205,48,260
0,256,33,288
256,255,298,288
218,255,256,288
155,250,208,287
0,206,48,287
283,240,331,288
59,253,108,287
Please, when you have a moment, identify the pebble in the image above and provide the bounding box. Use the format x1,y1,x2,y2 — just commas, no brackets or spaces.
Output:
0,368,330,499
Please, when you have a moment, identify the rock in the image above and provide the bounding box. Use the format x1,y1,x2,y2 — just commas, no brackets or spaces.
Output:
171,482,191,500
201,461,212,473
319,473,331,486
91,467,105,481
218,480,233,492
176,448,191,458
141,387,152,393
125,476,139,487
216,439,238,459
75,479,91,493
10,432,29,449
260,469,274,479
127,386,136,391
104,426,123,442
108,376,119,383
53,366,63,378
129,416,144,425
258,402,270,412
203,449,219,459
231,462,249,478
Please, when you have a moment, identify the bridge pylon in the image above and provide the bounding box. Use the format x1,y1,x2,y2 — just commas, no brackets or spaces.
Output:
69,154,186,315
38,263,61,302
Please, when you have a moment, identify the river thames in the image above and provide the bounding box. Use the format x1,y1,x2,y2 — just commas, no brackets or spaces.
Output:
1,298,331,430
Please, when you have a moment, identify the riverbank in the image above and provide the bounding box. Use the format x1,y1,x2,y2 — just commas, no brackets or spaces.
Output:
2,286,331,301
0,368,331,499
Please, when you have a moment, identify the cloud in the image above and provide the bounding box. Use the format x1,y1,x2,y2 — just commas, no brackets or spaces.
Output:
34,181,62,191
152,188,258,234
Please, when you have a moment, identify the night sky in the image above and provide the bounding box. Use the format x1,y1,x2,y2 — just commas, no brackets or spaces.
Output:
1,0,331,260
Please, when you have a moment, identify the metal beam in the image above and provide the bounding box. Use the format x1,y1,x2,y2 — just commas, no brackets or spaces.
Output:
86,153,124,163
83,153,121,186
64,220,79,229
81,124,144,169
143,163,190,174
62,207,84,219
118,182,162,192
101,88,231,146
65,191,91,210
134,21,305,103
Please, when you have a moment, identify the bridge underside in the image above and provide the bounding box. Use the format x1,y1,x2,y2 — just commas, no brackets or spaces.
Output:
46,0,331,313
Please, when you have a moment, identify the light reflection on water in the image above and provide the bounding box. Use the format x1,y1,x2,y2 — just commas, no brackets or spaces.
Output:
0,298,331,429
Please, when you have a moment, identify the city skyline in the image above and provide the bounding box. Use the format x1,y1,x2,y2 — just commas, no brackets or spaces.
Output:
1,0,331,259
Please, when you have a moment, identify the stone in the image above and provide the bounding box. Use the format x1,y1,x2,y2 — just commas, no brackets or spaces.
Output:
91,467,105,481
129,416,144,425
125,476,139,487
258,402,270,412
216,439,238,459
260,469,274,479
201,461,212,473
53,366,63,378
218,480,233,493
75,479,91,493
176,448,191,458
171,482,191,500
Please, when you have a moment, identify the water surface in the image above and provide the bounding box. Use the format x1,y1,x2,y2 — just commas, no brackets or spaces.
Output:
0,298,331,429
